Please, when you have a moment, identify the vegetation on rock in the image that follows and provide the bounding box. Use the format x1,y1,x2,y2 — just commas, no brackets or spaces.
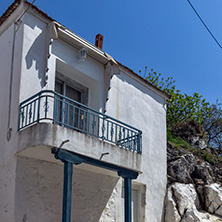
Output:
139,67,222,153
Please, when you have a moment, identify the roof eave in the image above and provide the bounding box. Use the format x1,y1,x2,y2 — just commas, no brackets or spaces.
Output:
56,25,110,65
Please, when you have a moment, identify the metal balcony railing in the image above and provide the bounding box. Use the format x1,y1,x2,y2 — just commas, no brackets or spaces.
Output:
18,90,142,153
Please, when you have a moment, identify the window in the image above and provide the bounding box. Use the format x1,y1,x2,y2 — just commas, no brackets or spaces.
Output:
54,73,88,130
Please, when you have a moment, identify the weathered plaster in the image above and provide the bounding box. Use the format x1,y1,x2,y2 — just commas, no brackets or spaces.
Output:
0,16,24,222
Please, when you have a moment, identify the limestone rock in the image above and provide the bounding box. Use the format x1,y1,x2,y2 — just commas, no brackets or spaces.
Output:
181,207,202,222
171,183,200,215
205,183,222,216
164,186,181,222
196,185,205,206
192,161,214,185
164,183,222,222
167,142,180,161
214,167,222,182
184,154,196,173
168,154,196,184
188,135,207,149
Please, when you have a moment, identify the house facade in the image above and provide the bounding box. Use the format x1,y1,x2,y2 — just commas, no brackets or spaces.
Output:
0,1,169,221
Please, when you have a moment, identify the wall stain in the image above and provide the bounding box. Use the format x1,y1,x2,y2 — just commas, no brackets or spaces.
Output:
22,213,27,222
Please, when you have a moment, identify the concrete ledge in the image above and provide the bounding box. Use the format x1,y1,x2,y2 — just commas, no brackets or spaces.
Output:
18,123,142,172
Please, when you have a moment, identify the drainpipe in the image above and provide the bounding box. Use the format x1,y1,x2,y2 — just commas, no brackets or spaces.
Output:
7,19,22,141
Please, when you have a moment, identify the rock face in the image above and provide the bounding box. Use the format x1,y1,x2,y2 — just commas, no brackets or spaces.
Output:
165,183,200,222
165,183,222,222
192,161,214,185
205,184,222,216
165,140,222,222
165,186,181,222
188,135,208,150
167,154,196,184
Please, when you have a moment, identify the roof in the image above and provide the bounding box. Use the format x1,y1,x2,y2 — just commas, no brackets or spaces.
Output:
0,0,170,99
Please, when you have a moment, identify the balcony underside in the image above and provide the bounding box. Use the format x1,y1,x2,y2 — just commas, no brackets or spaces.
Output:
18,123,142,173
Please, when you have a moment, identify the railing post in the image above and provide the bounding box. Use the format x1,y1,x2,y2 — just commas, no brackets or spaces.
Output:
53,94,57,124
137,132,142,153
37,94,41,123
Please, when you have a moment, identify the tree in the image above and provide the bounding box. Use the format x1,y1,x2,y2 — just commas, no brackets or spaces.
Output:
202,101,222,152
139,68,211,129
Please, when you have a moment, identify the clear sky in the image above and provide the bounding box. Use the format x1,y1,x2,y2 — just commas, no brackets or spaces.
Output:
1,0,222,104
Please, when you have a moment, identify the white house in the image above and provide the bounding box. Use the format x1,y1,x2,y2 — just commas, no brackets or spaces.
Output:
0,1,169,221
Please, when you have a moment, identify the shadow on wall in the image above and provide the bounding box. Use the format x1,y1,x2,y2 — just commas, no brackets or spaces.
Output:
25,22,46,88
72,169,119,222
15,156,119,222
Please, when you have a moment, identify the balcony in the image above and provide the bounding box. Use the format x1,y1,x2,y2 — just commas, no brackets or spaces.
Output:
18,90,142,154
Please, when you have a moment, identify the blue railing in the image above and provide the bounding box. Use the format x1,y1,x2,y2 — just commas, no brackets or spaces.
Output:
18,90,142,153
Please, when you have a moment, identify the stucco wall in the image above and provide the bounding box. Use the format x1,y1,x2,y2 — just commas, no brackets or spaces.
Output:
15,156,120,222
0,18,24,221
20,13,47,101
106,70,167,222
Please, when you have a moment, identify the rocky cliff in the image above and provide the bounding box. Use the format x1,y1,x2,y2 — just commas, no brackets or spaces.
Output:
164,121,222,222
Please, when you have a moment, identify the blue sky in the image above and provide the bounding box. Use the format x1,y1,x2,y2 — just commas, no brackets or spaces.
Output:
1,0,222,103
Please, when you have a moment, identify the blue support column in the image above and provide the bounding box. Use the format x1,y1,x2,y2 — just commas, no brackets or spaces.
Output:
118,171,138,222
62,161,73,222
52,148,139,222
124,177,132,222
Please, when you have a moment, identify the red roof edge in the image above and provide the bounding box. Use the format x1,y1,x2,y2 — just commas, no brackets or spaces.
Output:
0,0,21,26
0,0,53,27
117,61,171,99
24,0,53,22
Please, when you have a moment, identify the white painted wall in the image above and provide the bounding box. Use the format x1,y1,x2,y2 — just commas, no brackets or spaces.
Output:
15,156,120,222
0,17,24,221
106,70,167,222
19,13,48,101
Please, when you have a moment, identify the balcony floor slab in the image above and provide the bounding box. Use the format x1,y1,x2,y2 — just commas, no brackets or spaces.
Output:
17,123,142,173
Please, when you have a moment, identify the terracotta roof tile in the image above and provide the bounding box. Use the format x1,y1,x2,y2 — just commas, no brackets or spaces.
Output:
24,0,53,22
0,0,53,26
0,0,21,26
